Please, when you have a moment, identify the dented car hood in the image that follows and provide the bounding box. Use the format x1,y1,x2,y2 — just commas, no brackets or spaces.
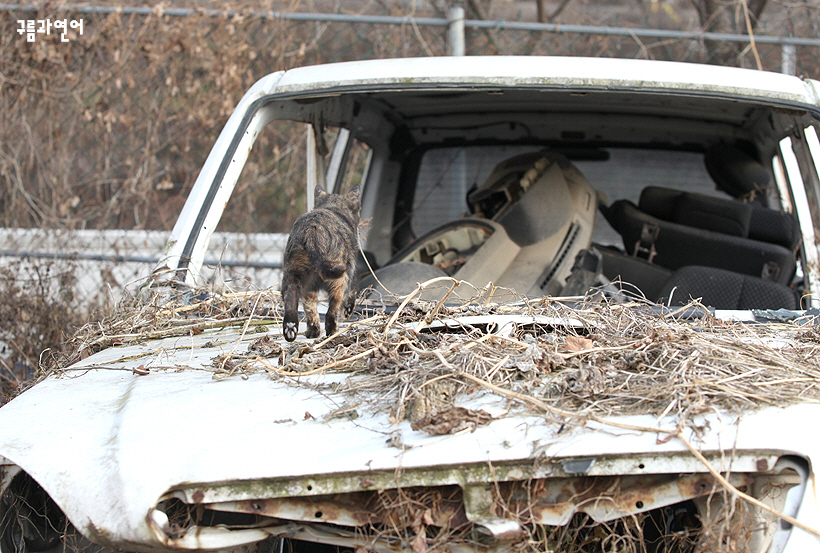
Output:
1,313,820,551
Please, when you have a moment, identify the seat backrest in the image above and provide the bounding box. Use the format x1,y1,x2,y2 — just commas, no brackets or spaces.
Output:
639,187,800,250
606,193,797,285
596,245,673,301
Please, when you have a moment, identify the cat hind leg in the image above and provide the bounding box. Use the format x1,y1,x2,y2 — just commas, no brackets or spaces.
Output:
282,278,301,342
325,276,352,337
303,291,321,339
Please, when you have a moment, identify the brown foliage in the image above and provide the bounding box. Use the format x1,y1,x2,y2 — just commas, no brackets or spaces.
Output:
0,261,84,400
0,4,443,231
1,3,818,232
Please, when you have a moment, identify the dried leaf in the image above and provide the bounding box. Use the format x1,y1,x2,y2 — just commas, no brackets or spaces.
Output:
565,365,607,395
566,336,593,352
410,528,427,553
248,334,283,357
422,509,435,526
411,406,493,435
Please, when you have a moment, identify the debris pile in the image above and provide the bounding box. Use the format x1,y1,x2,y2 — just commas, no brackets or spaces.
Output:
53,282,820,432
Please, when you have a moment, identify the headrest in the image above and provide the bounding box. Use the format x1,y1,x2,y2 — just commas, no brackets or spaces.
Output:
704,144,771,197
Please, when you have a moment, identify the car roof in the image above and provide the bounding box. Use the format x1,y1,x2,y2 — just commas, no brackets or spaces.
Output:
260,56,820,107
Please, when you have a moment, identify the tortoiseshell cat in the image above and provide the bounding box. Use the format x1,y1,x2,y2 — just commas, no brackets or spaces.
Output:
281,184,360,341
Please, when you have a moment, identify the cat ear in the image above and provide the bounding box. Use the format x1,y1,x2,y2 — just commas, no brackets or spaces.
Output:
314,184,327,198
347,184,360,200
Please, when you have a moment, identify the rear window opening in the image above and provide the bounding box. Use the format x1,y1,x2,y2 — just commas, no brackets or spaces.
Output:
574,148,727,247
391,142,802,310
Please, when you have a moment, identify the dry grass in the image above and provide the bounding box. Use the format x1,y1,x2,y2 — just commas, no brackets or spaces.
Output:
0,260,88,400
53,278,820,426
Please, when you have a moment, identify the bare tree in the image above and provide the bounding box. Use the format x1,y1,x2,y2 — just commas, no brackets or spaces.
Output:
468,0,574,22
467,0,492,19
690,0,769,65
535,0,574,23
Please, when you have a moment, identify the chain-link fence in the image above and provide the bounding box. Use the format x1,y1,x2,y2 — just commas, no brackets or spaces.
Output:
1,2,819,386
2,5,818,230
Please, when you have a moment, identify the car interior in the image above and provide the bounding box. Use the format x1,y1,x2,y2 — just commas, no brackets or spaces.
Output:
336,89,807,311
359,144,801,310
598,151,801,310
236,87,811,310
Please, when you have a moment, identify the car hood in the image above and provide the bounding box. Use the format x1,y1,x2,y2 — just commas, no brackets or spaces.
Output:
1,311,820,551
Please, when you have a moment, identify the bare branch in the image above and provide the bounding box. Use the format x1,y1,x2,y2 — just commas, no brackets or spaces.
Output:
546,0,574,22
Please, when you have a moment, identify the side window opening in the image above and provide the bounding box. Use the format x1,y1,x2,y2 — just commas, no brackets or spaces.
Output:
219,120,310,235
337,136,372,195
202,123,368,291
326,128,372,196
219,124,368,236
780,128,820,307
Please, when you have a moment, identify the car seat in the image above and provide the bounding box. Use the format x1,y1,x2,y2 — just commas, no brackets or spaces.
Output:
605,187,799,285
594,246,798,310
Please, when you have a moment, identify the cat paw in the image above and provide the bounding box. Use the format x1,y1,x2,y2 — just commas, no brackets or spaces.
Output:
283,321,298,342
305,323,321,339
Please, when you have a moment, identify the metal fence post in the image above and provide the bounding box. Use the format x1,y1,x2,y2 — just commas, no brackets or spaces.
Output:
782,43,796,75
448,6,465,56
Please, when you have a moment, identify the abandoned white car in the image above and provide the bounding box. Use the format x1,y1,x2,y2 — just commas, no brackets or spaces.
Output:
2,56,820,553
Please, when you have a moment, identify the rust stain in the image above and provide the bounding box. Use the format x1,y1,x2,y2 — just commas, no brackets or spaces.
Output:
496,473,737,524
235,494,374,526
233,487,469,530
174,472,759,545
